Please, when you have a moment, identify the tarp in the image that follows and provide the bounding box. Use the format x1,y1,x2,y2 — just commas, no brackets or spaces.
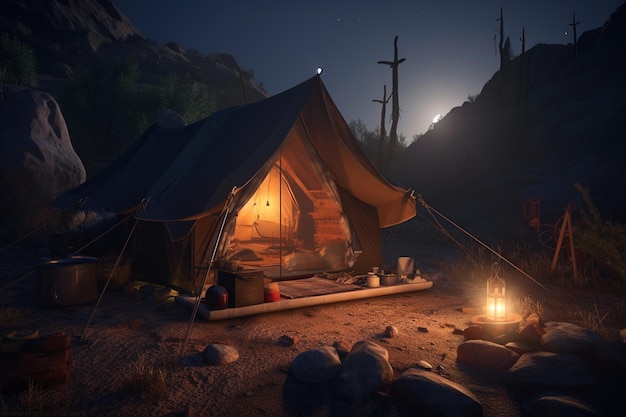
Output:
54,75,416,292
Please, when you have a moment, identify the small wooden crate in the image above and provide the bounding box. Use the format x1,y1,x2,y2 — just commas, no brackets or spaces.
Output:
0,332,71,390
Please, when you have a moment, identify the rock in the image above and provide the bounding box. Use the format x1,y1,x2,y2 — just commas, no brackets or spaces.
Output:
332,341,350,361
157,109,186,128
505,341,534,355
594,340,626,373
384,325,398,338
415,359,433,371
523,392,601,417
463,326,483,340
457,339,520,370
277,335,298,346
335,341,393,404
526,312,544,327
290,346,341,383
540,322,604,355
506,351,596,388
0,88,85,236
392,368,482,417
519,322,546,345
202,343,239,365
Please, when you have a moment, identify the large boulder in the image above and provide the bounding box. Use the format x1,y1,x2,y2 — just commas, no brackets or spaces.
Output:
391,368,483,417
540,322,604,356
335,341,393,404
457,339,520,370
290,346,342,383
506,351,597,388
0,87,85,238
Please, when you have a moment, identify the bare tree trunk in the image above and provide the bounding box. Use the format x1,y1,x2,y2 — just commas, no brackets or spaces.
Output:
377,36,405,169
372,84,389,170
570,12,580,59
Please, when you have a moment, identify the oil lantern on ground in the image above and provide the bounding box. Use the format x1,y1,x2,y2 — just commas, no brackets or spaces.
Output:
486,263,506,321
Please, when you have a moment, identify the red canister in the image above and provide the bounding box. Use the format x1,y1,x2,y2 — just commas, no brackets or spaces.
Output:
204,285,228,310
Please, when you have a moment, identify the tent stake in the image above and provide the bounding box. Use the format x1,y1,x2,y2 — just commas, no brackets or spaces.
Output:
179,188,237,360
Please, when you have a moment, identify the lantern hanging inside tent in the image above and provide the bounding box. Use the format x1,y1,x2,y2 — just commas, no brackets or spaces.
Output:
486,263,506,321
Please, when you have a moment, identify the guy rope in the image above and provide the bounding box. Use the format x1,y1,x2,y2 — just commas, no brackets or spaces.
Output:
417,195,552,294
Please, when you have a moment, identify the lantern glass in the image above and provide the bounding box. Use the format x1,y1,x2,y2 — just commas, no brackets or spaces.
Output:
486,273,506,321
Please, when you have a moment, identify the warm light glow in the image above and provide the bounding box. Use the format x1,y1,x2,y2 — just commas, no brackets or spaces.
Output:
486,272,506,321
432,113,444,124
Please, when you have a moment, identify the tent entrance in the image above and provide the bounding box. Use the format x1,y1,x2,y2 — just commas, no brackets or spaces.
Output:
224,141,351,279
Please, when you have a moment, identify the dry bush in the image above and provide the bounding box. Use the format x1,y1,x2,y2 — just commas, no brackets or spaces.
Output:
122,360,169,400
574,182,626,287
0,305,29,327
575,304,610,339
512,295,544,318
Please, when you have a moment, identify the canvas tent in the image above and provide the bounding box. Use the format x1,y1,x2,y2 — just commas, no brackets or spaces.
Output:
53,75,416,293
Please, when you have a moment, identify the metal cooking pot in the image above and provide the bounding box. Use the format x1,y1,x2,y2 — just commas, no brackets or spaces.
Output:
36,256,98,307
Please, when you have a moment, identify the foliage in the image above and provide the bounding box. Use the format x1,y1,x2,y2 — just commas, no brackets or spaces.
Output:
348,119,408,174
60,58,217,176
573,182,626,286
158,71,217,124
349,119,380,160
0,34,37,91
122,361,169,400
60,58,154,172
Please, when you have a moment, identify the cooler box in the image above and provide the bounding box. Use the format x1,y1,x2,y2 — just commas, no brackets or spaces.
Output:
217,270,264,307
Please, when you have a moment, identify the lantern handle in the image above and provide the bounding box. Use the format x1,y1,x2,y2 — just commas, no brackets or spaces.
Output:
491,262,502,278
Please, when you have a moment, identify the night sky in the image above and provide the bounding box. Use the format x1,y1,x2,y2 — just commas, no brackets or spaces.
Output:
114,1,623,139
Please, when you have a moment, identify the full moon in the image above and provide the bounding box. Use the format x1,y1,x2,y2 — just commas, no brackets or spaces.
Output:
432,113,444,124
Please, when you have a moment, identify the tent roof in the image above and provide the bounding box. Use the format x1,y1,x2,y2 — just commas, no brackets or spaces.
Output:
54,75,415,230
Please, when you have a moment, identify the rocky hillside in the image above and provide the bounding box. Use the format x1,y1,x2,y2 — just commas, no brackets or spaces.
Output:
390,3,626,227
0,0,266,107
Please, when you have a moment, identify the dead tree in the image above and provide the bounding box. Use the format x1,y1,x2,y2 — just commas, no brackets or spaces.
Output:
372,84,389,169
517,27,529,106
570,12,580,59
498,7,506,70
377,36,405,167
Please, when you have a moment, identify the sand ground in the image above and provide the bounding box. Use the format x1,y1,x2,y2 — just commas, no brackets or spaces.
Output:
0,246,623,417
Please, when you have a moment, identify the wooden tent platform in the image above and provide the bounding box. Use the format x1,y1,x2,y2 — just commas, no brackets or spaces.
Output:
176,277,433,321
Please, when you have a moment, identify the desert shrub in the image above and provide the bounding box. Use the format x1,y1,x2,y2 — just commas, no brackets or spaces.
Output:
512,295,544,317
158,71,216,124
0,305,29,327
0,34,36,88
60,58,158,173
576,304,610,339
574,182,626,286
122,361,169,400
60,58,218,175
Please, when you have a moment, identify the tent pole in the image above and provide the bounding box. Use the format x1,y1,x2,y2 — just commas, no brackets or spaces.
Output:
79,216,140,341
179,187,237,359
